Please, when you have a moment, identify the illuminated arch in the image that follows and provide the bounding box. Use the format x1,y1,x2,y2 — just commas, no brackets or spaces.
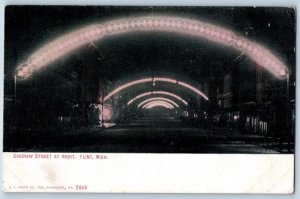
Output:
127,91,188,106
16,15,288,79
146,104,172,109
138,97,179,108
143,101,174,109
104,77,209,102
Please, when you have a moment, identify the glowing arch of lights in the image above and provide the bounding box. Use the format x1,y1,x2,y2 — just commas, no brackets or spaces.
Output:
104,77,209,102
138,97,179,108
146,104,172,109
127,91,188,106
143,101,174,109
15,15,288,79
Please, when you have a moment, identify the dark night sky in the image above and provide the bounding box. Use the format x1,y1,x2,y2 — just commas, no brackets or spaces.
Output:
4,6,296,96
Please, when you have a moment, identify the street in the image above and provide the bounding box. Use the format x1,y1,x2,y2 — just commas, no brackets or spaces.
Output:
9,114,290,153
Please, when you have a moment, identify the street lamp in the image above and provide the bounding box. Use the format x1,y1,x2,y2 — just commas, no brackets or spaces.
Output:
279,68,291,152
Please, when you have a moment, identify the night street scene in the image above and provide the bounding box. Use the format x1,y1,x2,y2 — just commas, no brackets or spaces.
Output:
4,6,295,153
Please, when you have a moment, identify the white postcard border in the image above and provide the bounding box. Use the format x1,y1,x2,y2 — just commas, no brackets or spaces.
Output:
3,153,294,193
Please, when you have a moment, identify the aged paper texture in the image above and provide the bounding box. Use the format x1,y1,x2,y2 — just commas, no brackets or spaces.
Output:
3,6,295,193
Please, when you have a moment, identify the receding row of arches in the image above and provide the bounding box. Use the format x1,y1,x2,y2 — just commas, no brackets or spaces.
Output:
13,15,289,124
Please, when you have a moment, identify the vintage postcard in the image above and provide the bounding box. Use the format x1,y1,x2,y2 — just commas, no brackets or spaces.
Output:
3,6,295,193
